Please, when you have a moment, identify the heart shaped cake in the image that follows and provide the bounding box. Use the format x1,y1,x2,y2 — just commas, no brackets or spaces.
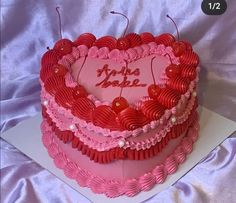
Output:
40,13,200,197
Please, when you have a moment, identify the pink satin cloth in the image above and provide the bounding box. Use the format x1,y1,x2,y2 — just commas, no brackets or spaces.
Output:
1,0,236,202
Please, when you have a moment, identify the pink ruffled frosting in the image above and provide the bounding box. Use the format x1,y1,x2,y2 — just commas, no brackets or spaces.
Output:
41,116,199,198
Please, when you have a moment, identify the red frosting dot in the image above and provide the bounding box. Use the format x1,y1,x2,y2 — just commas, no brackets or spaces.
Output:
148,84,162,100
54,39,74,55
155,33,175,47
112,97,129,114
74,33,96,48
73,85,88,99
165,64,181,78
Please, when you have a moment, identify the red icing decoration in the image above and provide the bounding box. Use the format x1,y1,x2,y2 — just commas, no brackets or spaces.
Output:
180,51,199,66
180,65,197,80
44,76,65,96
158,88,181,109
125,33,142,48
171,41,186,57
42,105,198,163
40,65,54,82
140,32,155,43
41,49,62,68
74,33,96,48
117,37,130,50
53,64,68,76
112,97,129,114
54,39,74,55
141,100,165,120
155,33,175,46
55,86,75,109
168,77,190,93
165,64,181,78
92,105,120,130
148,84,162,100
73,85,88,99
181,41,192,52
94,36,117,50
71,98,95,122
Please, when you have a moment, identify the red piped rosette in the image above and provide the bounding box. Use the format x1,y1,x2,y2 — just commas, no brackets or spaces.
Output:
42,101,198,164
40,32,199,132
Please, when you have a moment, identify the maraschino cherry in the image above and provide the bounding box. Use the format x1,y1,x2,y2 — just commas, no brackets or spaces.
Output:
166,14,189,57
165,53,181,78
110,11,130,50
148,56,161,99
112,60,129,113
73,55,88,98
53,7,74,55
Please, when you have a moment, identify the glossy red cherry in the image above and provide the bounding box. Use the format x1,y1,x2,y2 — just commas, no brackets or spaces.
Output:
54,39,74,55
73,85,88,99
112,97,129,114
53,64,68,76
172,41,186,57
148,84,161,99
74,33,96,48
117,37,130,50
165,64,181,78
181,40,192,52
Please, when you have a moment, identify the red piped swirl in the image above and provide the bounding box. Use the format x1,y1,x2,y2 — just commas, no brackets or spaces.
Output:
54,39,74,55
158,88,181,109
141,100,165,120
94,36,117,50
44,76,65,96
125,33,142,48
92,105,120,130
181,65,197,80
168,77,190,94
155,33,175,46
140,32,155,44
55,86,75,109
40,65,53,82
117,107,141,130
71,98,95,122
41,50,62,68
74,33,96,48
180,51,199,66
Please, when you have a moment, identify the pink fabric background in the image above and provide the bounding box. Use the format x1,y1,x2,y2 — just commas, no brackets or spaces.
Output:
1,0,236,202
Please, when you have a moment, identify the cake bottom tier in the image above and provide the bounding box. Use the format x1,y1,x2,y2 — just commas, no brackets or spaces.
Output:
41,113,199,198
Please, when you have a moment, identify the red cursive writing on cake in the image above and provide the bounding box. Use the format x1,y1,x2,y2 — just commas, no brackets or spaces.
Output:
96,64,147,88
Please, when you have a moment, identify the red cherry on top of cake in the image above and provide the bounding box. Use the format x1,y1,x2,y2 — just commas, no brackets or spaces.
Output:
54,39,74,55
112,97,129,114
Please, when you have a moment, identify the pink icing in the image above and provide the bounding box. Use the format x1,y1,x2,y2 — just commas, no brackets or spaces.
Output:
41,116,199,198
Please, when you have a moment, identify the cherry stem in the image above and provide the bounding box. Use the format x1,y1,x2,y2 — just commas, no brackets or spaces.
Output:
150,56,157,86
46,46,50,50
110,11,129,37
76,55,88,83
119,60,128,98
164,53,173,64
166,14,179,41
56,7,62,39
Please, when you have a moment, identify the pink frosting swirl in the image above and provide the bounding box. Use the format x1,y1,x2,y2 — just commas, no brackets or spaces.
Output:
108,49,120,60
65,73,77,87
64,161,78,179
126,48,137,61
64,54,76,64
88,46,99,58
174,147,186,164
54,152,68,169
72,47,80,59
58,57,71,69
105,181,122,198
87,176,105,194
182,137,193,154
124,179,141,197
48,143,59,158
152,164,166,184
165,156,177,174
76,169,89,187
97,47,109,59
139,173,156,191
77,45,88,57
134,46,143,58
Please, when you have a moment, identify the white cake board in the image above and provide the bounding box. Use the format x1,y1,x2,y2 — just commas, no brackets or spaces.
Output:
1,106,236,203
